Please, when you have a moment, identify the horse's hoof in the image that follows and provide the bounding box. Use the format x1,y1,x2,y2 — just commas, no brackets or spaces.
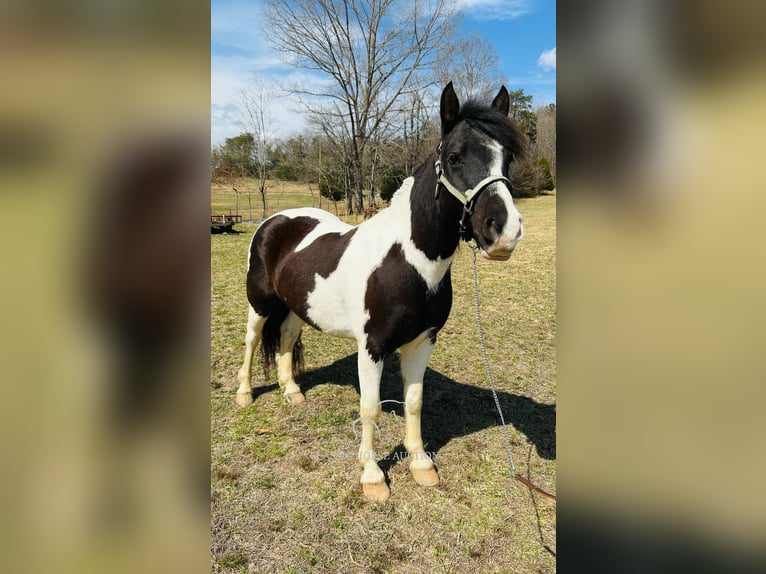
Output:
362,481,390,503
235,392,254,407
285,391,306,405
411,467,440,487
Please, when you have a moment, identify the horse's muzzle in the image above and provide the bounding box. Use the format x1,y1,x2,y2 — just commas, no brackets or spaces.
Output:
482,220,523,260
480,246,514,261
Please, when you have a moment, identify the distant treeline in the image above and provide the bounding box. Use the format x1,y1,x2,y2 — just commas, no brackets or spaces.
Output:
212,97,555,213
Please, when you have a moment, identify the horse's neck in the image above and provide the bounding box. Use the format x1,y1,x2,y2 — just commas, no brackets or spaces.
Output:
404,156,463,261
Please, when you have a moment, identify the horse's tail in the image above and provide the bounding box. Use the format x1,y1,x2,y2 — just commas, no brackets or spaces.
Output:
259,307,304,379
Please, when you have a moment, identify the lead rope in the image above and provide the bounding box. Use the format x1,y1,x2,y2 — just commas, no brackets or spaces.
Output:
469,244,556,500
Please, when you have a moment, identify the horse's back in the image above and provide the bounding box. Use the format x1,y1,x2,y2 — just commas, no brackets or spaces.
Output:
266,207,349,230
250,207,351,263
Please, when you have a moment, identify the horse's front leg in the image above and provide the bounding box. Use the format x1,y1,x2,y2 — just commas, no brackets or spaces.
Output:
356,347,389,502
400,336,439,486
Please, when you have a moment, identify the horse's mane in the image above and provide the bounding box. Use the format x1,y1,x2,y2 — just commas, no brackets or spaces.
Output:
456,100,527,160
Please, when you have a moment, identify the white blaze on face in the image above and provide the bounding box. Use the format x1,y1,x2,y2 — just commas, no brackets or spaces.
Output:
486,140,523,252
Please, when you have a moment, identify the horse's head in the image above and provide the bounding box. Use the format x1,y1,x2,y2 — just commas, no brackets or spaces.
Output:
437,82,525,260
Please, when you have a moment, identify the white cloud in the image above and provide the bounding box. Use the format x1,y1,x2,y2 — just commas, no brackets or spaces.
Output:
210,62,316,145
211,1,317,144
456,0,531,20
538,47,556,71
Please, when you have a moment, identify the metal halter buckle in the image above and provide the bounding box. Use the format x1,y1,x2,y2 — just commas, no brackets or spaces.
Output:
458,202,474,241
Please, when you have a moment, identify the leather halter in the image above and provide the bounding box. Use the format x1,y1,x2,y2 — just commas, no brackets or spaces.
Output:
433,142,513,241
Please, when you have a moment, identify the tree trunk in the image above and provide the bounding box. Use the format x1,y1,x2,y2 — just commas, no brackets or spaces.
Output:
352,142,364,215
258,180,267,219
369,148,378,206
354,162,364,214
345,166,353,216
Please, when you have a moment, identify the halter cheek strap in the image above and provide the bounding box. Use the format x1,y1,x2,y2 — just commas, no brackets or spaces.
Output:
434,143,513,240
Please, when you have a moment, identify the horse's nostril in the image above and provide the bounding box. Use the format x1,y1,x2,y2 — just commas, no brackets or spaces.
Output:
515,226,522,240
484,218,500,241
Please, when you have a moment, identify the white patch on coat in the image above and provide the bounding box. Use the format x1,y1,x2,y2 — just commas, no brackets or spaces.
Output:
291,177,456,340
294,219,354,252
270,207,341,222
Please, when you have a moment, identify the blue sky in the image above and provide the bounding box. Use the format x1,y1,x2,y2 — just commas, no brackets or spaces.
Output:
212,0,555,145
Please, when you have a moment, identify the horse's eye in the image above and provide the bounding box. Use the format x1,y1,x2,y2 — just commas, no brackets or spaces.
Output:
447,153,458,166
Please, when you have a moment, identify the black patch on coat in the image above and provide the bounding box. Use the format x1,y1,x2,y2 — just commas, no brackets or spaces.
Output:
409,159,464,261
363,243,453,362
247,215,356,331
246,215,318,319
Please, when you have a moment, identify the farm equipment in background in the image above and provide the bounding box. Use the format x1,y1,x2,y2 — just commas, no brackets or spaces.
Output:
211,213,243,234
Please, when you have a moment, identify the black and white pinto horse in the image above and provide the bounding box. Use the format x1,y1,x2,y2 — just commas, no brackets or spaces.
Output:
237,83,525,502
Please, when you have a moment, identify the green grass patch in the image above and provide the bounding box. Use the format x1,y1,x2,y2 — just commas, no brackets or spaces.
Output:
250,439,288,463
217,551,247,569
307,408,352,429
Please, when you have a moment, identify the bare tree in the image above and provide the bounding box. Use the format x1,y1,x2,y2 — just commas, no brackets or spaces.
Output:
436,33,504,101
263,0,457,214
405,90,438,170
240,79,275,220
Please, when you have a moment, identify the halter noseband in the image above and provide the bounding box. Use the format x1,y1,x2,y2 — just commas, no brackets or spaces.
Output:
433,142,513,241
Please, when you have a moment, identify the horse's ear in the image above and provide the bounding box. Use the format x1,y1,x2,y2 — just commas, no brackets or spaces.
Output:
440,81,460,133
491,86,510,116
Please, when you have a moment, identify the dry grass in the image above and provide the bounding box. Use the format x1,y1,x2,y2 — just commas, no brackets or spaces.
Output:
212,178,363,220
211,192,556,573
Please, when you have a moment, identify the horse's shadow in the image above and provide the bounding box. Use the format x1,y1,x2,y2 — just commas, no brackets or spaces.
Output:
271,352,556,463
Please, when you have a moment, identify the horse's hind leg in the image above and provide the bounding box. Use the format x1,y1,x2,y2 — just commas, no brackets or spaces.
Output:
400,335,439,487
277,311,306,404
236,306,266,407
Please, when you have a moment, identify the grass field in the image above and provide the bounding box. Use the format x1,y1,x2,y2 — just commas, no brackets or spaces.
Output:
211,186,556,573
212,178,364,221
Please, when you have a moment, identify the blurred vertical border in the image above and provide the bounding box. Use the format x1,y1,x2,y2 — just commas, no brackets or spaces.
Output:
559,0,766,571
5,1,766,572
0,1,211,573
